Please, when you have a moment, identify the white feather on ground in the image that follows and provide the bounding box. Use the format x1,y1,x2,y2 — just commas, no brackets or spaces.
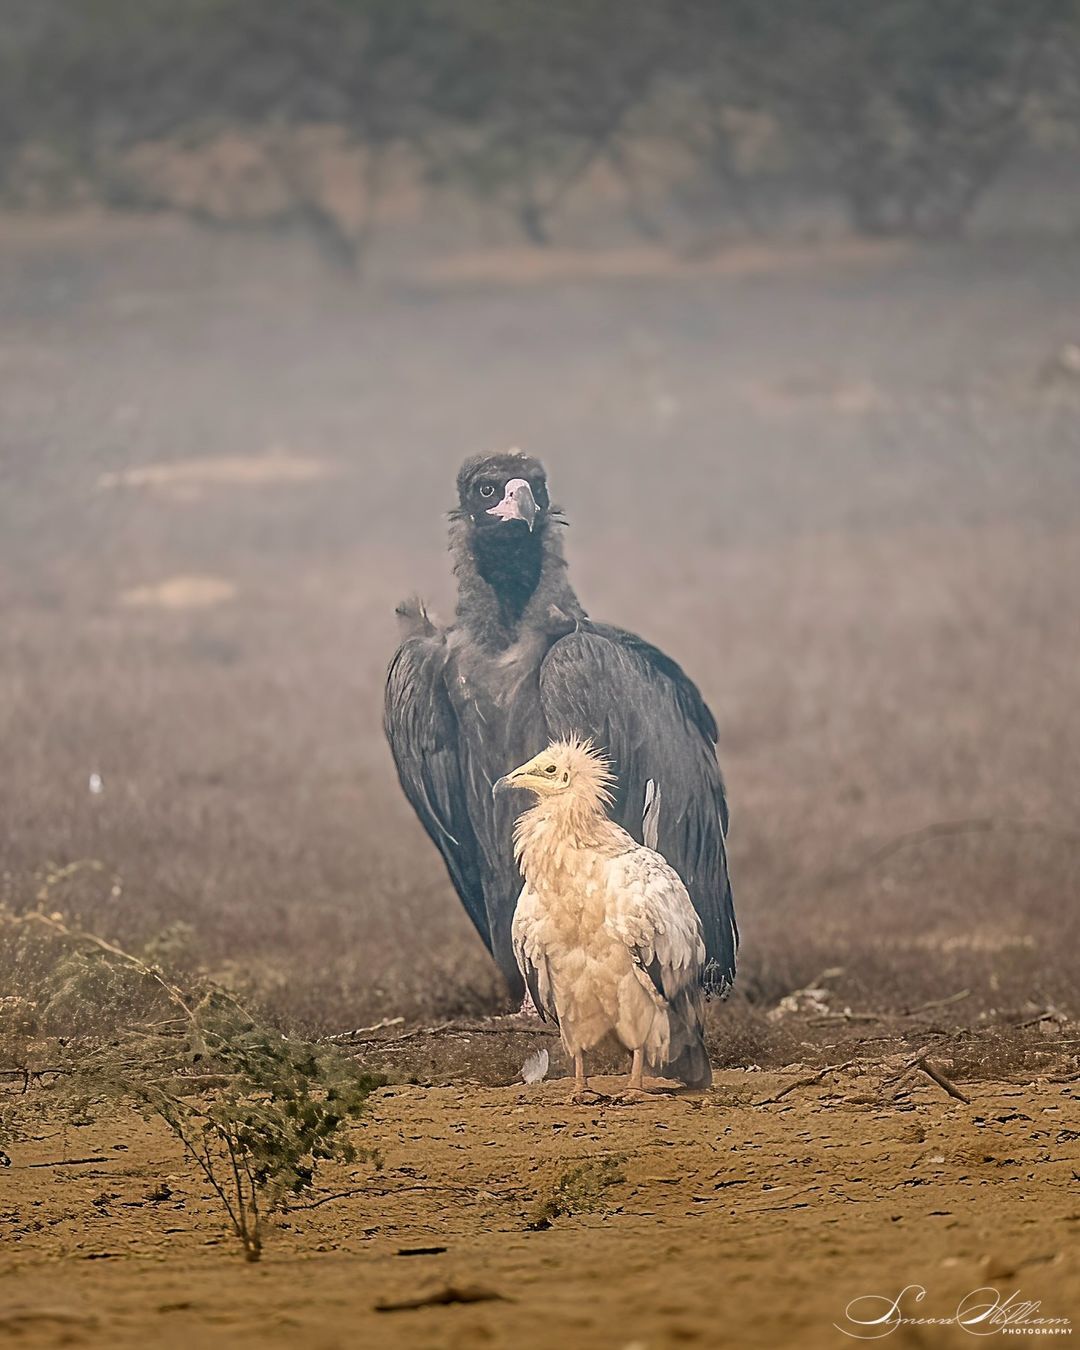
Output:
521,1047,550,1084
495,737,711,1096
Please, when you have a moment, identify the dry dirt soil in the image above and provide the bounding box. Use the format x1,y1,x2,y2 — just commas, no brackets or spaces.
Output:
1,214,1078,1031
2,211,1079,1346
2,1070,1078,1350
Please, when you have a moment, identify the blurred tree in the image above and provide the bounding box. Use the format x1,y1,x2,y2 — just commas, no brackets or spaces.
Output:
0,0,1077,250
695,0,1072,237
0,0,450,262
199,0,453,263
417,0,675,243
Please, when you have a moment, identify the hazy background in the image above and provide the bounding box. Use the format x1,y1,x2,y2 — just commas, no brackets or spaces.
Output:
2,0,1078,1051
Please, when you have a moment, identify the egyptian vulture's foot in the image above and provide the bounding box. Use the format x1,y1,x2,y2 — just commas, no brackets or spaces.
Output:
569,1051,607,1105
617,1050,648,1102
569,1086,609,1106
613,1083,678,1104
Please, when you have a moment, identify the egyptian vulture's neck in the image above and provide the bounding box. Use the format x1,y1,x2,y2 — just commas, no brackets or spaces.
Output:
451,519,582,650
513,795,618,885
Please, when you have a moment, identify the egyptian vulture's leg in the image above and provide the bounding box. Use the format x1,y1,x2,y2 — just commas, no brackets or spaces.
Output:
574,1049,588,1093
629,1047,645,1091
613,1047,649,1103
571,1050,605,1104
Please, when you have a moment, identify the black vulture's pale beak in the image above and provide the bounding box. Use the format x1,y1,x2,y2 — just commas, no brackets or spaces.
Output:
487,478,538,532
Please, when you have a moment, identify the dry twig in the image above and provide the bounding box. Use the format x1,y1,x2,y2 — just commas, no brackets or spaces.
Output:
915,1058,971,1104
283,1181,489,1212
903,990,971,1016
341,1019,559,1048
753,1060,856,1106
880,1046,971,1104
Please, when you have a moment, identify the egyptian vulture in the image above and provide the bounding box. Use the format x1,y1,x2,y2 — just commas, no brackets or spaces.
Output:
384,451,737,1073
496,737,711,1093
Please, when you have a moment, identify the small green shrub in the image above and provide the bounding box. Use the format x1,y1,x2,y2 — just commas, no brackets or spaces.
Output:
1,909,381,1261
527,1154,626,1229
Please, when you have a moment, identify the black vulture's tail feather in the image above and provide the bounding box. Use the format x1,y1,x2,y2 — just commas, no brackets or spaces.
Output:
661,1030,713,1090
654,995,713,1090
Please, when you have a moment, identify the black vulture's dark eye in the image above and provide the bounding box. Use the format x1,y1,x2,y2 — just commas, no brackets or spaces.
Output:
479,483,497,498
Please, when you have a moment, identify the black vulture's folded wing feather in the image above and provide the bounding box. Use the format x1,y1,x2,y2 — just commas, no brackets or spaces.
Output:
539,623,737,994
511,886,558,1026
384,634,490,950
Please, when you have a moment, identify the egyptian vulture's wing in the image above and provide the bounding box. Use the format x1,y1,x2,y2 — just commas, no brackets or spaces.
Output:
384,634,489,948
539,623,737,993
604,848,705,1004
510,886,558,1025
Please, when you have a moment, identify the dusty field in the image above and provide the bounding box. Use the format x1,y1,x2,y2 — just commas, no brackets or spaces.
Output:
1,210,1079,1344
2,213,1078,1032
3,1069,1078,1350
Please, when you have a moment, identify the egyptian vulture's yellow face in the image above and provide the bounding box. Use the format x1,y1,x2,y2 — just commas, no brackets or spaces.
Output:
492,738,616,806
493,747,572,799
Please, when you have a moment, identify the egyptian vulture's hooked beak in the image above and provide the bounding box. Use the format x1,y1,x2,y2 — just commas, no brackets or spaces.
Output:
492,762,534,798
486,478,538,531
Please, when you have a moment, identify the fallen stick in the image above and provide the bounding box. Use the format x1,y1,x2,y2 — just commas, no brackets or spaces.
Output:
326,1017,405,1041
427,1022,560,1038
903,989,970,1016
375,1283,506,1313
915,1056,970,1104
1015,1009,1061,1030
345,1020,560,1047
26,1156,110,1169
283,1181,495,1212
753,1060,856,1106
879,1046,932,1091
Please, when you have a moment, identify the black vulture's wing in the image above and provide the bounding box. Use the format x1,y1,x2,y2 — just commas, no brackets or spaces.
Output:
539,623,737,994
384,634,490,949
511,886,558,1026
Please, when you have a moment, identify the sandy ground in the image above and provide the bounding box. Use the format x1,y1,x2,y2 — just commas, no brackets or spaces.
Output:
1,213,1078,1032
2,211,1079,1345
2,1071,1077,1350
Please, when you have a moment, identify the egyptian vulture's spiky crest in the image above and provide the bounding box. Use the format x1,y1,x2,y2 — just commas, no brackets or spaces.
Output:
502,737,616,855
499,738,712,1096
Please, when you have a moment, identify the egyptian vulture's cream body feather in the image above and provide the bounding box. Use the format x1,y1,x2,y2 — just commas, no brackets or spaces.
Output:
500,738,710,1092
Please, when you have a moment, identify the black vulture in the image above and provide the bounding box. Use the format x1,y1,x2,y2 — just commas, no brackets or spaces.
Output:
384,450,737,1013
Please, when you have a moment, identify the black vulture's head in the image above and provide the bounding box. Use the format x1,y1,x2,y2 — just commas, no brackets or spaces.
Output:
455,450,551,540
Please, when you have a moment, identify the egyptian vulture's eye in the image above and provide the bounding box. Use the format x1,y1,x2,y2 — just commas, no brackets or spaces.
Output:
479,483,497,498
544,764,557,775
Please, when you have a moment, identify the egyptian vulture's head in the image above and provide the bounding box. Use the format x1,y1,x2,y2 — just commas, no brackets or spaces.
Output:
455,450,550,538
493,737,615,808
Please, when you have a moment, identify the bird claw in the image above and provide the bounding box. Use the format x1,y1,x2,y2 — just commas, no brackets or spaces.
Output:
569,1088,608,1106
614,1082,678,1104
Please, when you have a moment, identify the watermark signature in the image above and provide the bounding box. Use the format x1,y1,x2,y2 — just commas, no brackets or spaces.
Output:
836,1285,1073,1338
